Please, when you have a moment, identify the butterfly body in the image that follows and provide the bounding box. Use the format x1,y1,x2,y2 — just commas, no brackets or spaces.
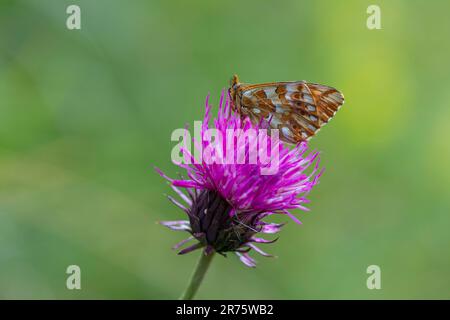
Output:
229,74,344,144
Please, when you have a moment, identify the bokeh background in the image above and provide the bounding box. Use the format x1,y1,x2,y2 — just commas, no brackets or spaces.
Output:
0,0,449,299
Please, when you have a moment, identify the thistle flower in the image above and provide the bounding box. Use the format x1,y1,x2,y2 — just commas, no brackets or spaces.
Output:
157,92,322,268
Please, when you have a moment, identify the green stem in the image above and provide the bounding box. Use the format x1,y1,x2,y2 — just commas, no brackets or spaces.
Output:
179,249,215,300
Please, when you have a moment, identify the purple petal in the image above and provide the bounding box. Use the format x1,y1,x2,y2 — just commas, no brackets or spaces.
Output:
155,167,173,182
170,184,192,206
260,223,285,234
159,220,191,232
283,210,302,224
247,243,275,257
178,242,204,255
172,236,195,250
166,195,188,213
172,179,202,189
236,252,256,268
249,237,279,244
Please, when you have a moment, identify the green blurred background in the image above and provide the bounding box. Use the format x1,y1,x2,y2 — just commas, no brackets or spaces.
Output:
1,0,449,299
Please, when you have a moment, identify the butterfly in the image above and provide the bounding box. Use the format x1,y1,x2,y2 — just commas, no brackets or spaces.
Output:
229,74,344,144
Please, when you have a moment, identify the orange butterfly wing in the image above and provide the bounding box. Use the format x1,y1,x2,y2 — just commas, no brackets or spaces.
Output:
231,77,344,144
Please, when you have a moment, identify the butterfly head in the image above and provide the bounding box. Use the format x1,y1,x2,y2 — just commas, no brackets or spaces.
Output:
229,74,241,110
230,74,240,87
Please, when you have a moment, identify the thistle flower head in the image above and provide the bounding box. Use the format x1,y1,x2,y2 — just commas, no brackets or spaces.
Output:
157,92,322,267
